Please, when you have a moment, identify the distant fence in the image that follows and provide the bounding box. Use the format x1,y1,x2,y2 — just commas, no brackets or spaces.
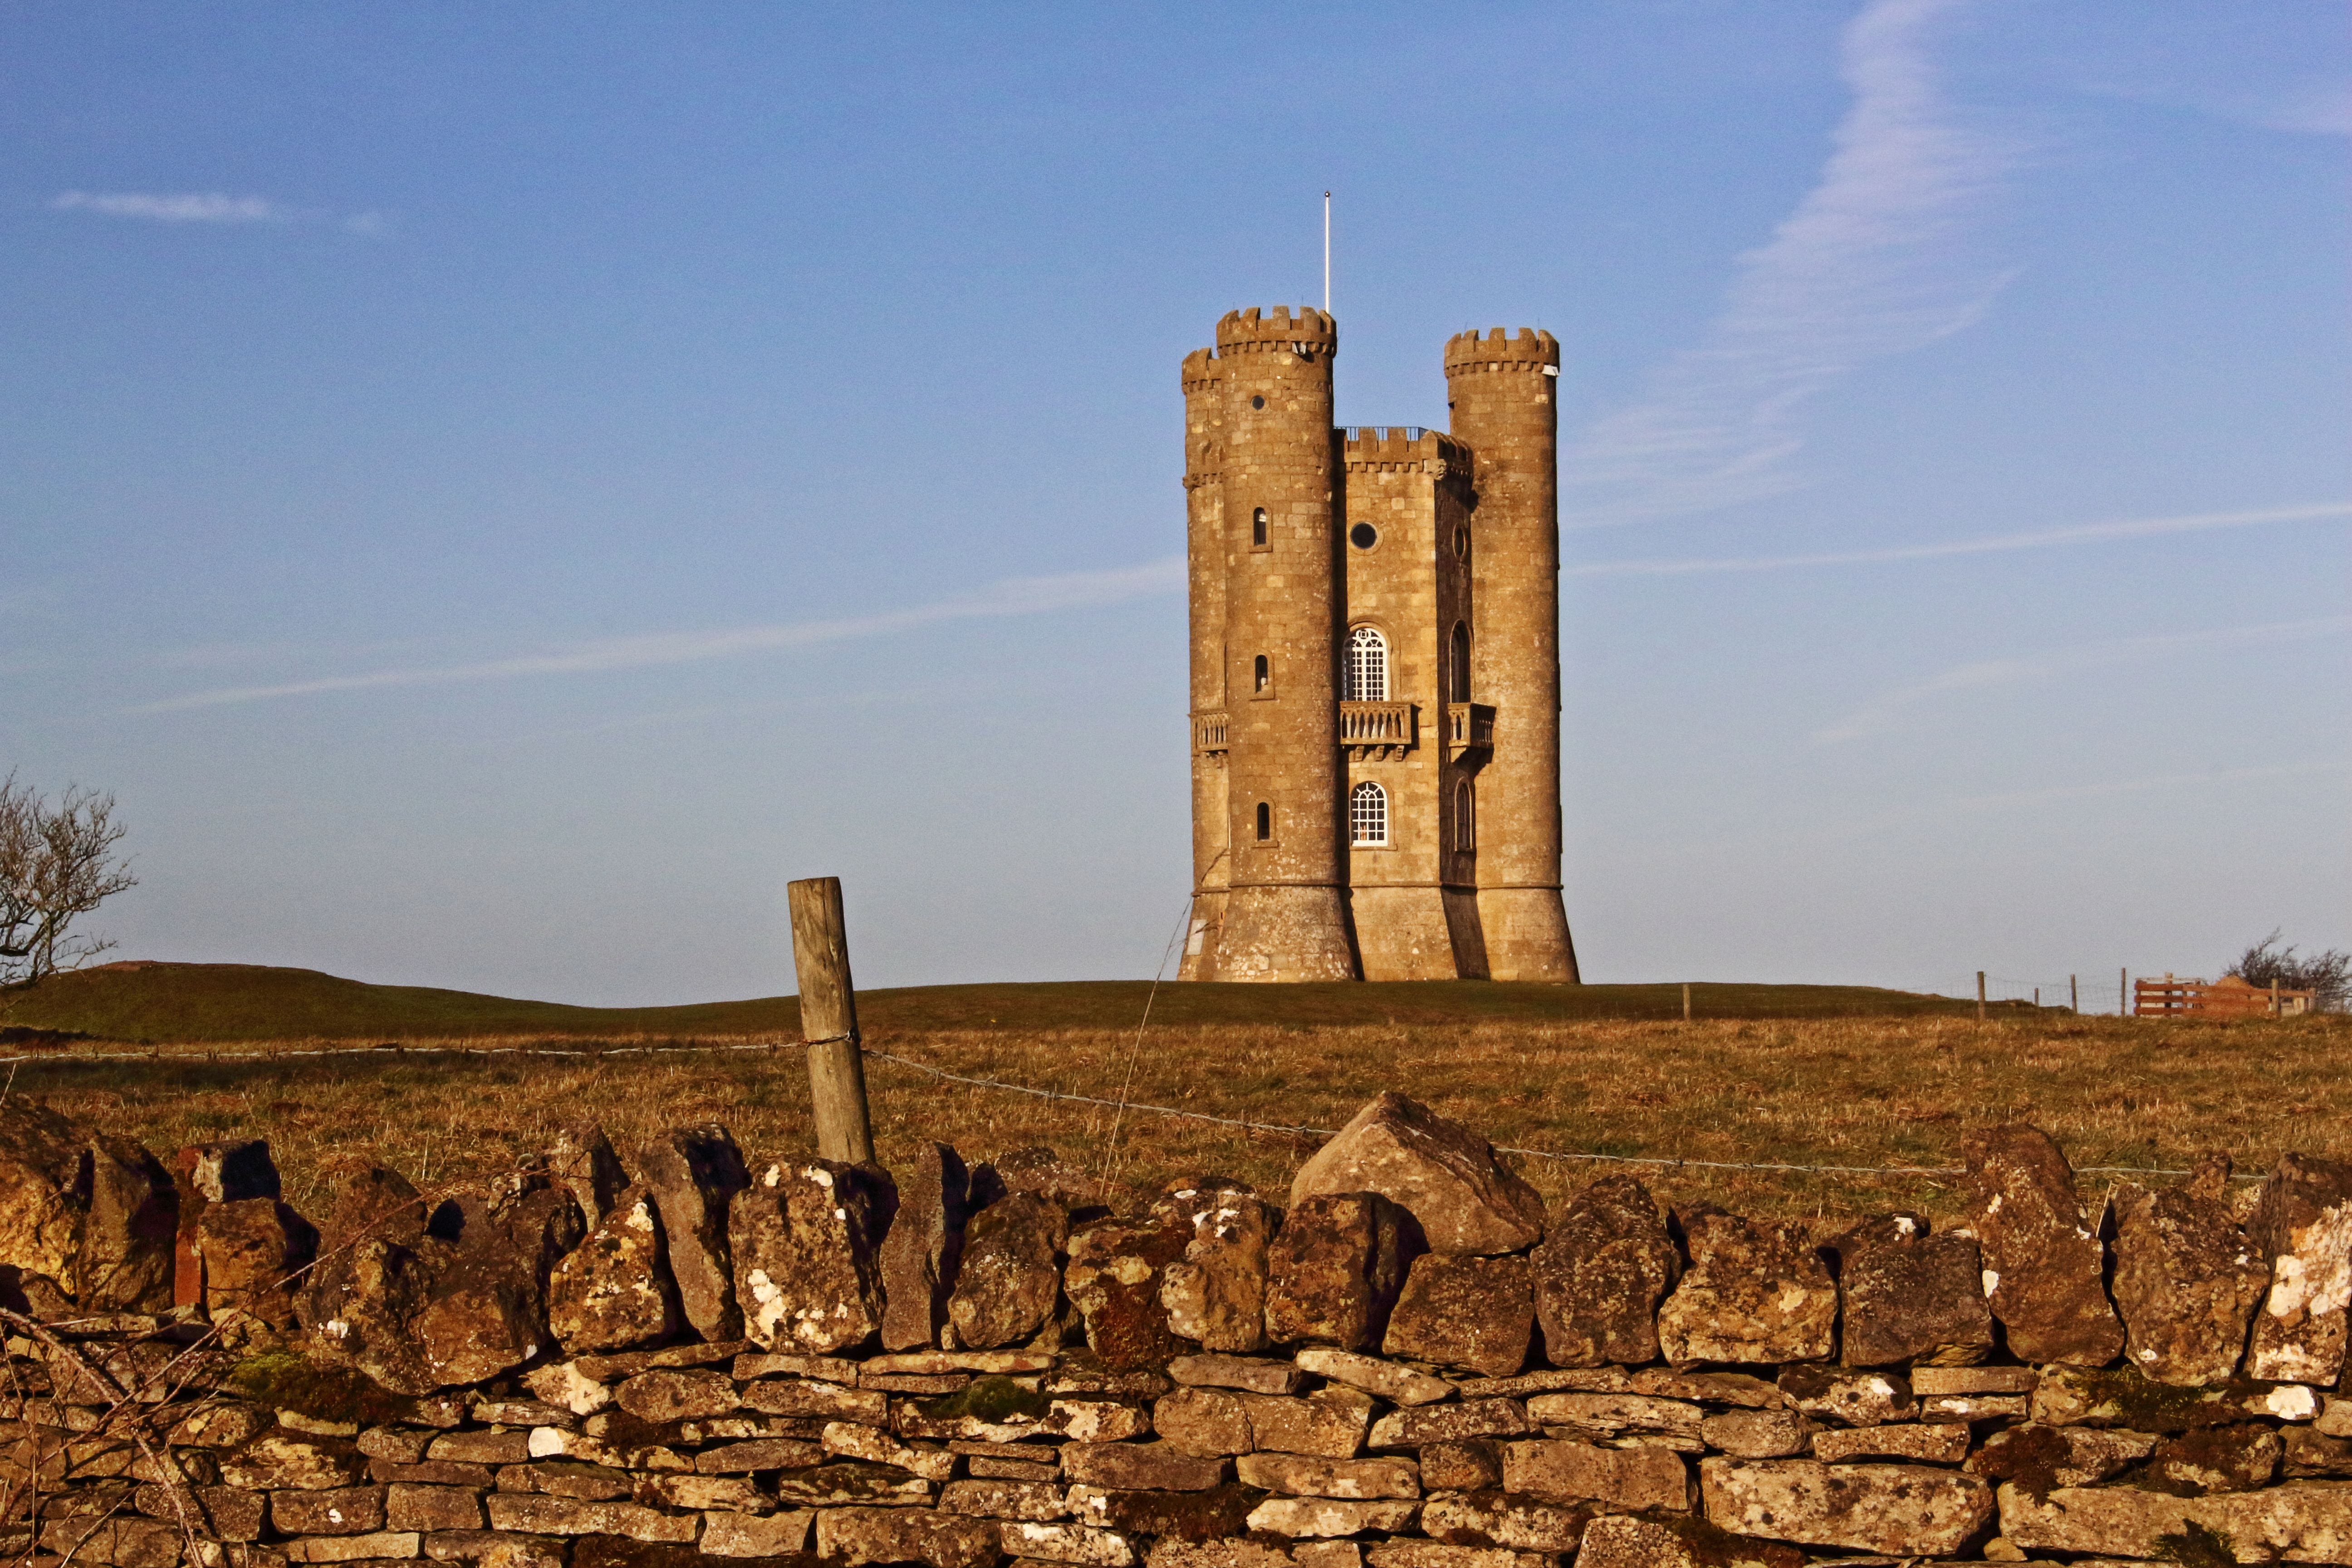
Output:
2134,974,2313,1019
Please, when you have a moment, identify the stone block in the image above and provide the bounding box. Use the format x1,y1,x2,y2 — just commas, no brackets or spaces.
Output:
1501,1440,1688,1512
771,1461,936,1506
701,1509,813,1556
1699,1409,1817,1459
386,1484,485,1532
1290,1093,1544,1256
1161,1187,1280,1352
501,1460,633,1499
1699,1458,1993,1555
1169,1352,1303,1394
881,1142,970,1352
1999,1479,2352,1559
2029,1362,2319,1430
1529,1175,1677,1368
2246,1152,2352,1385
1774,1365,1913,1426
825,1418,960,1479
1573,1515,1803,1568
219,1434,366,1490
137,1482,267,1541
1824,1212,1994,1368
634,1472,767,1511
1243,1498,1418,1537
198,1197,318,1331
1964,1423,2157,1492
1962,1123,2125,1367
267,1483,387,1536
1419,1440,1502,1491
1266,1193,1414,1352
1656,1208,1834,1367
421,1531,567,1568
1909,1364,2037,1396
814,1506,1003,1568
427,1430,532,1465
1416,1490,1593,1553
1235,1390,1371,1458
2288,1425,2352,1477
1002,1521,1137,1565
741,1376,887,1422
693,1435,826,1472
731,1157,893,1353
634,1124,751,1342
1059,1441,1229,1491
1294,1348,1449,1406
1154,1388,1253,1456
941,1478,1072,1520
2110,1156,2269,1387
951,1193,1071,1352
279,1534,422,1563
547,1186,681,1355
1235,1453,1419,1499
1382,1254,1532,1377
614,1368,737,1421
1810,1423,1969,1464
482,1493,698,1542
1364,1547,1559,1568
1522,1393,1701,1444
1367,1399,1531,1450
2140,1423,2283,1494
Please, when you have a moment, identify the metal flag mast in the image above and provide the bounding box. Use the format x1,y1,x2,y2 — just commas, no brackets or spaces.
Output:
1323,191,1331,314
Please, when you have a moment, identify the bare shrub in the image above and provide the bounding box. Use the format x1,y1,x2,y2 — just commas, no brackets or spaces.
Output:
2225,929,2351,1013
0,773,138,987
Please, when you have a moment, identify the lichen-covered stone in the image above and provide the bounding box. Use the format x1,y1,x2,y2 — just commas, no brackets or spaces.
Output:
1155,1387,1254,1456
0,1097,92,1299
1265,1193,1414,1352
2028,1362,2320,1431
547,1185,681,1355
1367,1399,1532,1450
1961,1122,2125,1367
1528,1176,1677,1370
1574,1514,1804,1568
1501,1440,1690,1512
633,1125,750,1343
1237,1388,1373,1459
1998,1478,2352,1559
1810,1423,1969,1463
411,1183,584,1387
1773,1365,1913,1426
951,1192,1071,1352
1417,1490,1593,1553
76,1133,178,1312
1070,1482,1259,1541
2139,1423,2283,1495
1823,1212,1992,1368
198,1196,319,1332
1698,1409,1817,1459
1245,1497,1419,1537
729,1158,893,1354
1161,1186,1280,1353
2245,1152,2352,1386
1965,1422,2157,1495
1063,1220,1195,1370
1699,1458,1993,1555
1656,1209,1834,1367
1060,1440,1230,1490
1170,1351,1303,1393
1419,1441,1503,1491
1524,1392,1702,1445
1382,1254,1532,1378
2110,1156,2269,1388
1294,1348,1449,1406
1236,1453,1420,1499
880,1142,970,1352
1291,1094,1544,1257
547,1122,627,1226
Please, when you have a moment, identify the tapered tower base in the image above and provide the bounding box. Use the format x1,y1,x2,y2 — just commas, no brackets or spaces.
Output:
1216,885,1358,982
1475,886,1579,983
1177,891,1228,981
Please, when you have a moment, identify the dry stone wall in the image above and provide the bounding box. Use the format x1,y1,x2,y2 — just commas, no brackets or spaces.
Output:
5,1088,2352,1565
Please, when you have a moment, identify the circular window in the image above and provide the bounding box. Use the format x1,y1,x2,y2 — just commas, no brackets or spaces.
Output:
1349,523,1378,550
1250,395,1265,410
1453,525,1470,559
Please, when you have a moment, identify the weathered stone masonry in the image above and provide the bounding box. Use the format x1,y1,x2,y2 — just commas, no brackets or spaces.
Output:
7,1090,2352,1564
1181,309,1580,985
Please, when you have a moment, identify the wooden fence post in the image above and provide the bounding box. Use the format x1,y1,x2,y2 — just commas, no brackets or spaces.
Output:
1682,983,1691,1023
2070,974,2078,1014
1976,971,1986,1023
787,876,876,1166
2272,977,2282,1019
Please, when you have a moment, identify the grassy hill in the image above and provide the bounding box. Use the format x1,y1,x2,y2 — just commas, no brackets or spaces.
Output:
0,960,1996,1044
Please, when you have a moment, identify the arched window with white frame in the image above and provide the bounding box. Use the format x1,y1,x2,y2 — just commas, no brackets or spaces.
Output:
1344,625,1388,701
1350,781,1389,847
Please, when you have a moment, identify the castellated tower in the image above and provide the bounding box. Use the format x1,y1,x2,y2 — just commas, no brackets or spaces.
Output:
1446,328,1581,983
1179,310,1580,984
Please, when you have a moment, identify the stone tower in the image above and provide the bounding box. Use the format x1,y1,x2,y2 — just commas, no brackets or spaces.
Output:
1179,310,1580,985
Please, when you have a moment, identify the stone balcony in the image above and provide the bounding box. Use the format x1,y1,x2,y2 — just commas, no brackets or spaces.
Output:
1445,701,1496,760
1341,700,1416,761
1193,710,1229,754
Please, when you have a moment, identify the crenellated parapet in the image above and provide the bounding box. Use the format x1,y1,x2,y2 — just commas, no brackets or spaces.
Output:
1180,346,1220,393
1215,305,1338,357
1442,326,1559,377
1340,426,1471,479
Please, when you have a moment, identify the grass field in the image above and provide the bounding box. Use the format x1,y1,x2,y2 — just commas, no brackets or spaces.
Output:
4,962,2344,1230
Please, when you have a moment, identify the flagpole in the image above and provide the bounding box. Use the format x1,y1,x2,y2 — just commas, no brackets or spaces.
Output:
1322,191,1331,314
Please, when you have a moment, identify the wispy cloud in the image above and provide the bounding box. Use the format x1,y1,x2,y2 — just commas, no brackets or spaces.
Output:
134,557,1185,714
1565,0,2014,527
1815,616,2352,742
51,191,290,224
1569,501,2350,578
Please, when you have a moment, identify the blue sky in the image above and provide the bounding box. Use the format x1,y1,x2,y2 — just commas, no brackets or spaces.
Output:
3,1,2345,1006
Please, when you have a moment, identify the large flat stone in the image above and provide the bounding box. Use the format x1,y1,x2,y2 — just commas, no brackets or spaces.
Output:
1999,1479,2352,1560
1235,1453,1421,1499
1059,1441,1230,1491
1574,1515,1803,1568
880,1142,970,1352
1367,1399,1531,1450
633,1125,750,1343
953,1193,1072,1352
1700,1458,1992,1555
2110,1156,2269,1387
2246,1152,2352,1386
1245,1498,1419,1538
1291,1093,1544,1257
547,1185,681,1355
1824,1212,1992,1369
1161,1185,1281,1353
815,1505,1004,1568
1417,1490,1593,1553
1295,1348,1450,1406
729,1157,892,1353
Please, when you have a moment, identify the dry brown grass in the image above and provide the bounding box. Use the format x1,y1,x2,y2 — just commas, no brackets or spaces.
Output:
11,1012,2347,1225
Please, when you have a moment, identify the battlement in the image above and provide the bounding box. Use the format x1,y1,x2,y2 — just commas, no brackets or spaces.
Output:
1339,425,1470,475
1181,345,1220,392
1215,305,1338,355
1443,325,1559,374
